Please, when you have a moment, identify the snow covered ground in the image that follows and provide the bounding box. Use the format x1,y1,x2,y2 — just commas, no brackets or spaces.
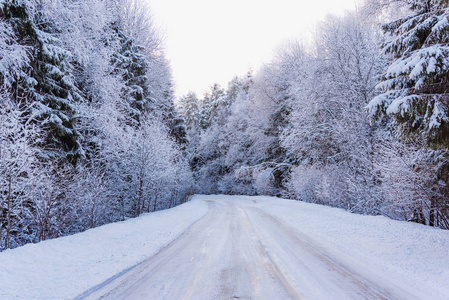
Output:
247,195,449,299
1,195,448,299
0,198,208,299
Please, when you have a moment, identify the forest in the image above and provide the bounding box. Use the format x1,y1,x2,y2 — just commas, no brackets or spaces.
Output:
1,0,448,251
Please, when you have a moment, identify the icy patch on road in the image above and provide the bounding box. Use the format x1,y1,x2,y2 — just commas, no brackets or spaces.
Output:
0,199,208,299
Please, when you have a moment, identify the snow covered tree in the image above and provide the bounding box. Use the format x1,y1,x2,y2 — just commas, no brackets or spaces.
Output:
109,0,186,145
0,97,41,249
2,0,85,162
119,119,190,216
113,30,151,126
0,11,28,91
276,11,390,212
149,56,188,146
220,80,260,195
199,83,227,130
368,0,449,148
254,42,305,193
111,0,161,54
179,92,201,132
368,0,449,228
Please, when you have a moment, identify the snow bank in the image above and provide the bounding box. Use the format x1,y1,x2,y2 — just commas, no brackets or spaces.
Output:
0,199,208,299
212,195,449,299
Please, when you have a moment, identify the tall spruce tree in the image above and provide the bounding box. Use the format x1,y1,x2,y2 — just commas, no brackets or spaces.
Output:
179,92,200,131
113,28,151,127
368,0,449,148
368,0,449,227
2,0,84,162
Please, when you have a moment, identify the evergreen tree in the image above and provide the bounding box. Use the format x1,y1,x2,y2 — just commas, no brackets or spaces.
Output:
179,92,200,131
199,83,227,130
113,28,151,126
368,0,449,227
2,0,84,162
368,0,449,148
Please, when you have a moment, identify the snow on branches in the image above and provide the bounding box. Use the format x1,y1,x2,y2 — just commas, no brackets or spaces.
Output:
368,1,449,147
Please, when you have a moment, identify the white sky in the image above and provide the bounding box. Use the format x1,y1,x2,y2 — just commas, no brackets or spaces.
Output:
147,0,358,97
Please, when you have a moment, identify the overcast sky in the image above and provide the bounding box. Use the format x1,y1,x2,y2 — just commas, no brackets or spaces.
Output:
148,0,358,97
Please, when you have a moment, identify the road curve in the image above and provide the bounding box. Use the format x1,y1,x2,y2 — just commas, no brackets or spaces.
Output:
85,197,416,300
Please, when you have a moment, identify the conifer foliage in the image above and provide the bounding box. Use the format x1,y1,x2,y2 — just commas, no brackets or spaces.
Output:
114,30,151,126
3,0,84,161
0,0,193,251
369,0,449,148
2,0,449,252
181,5,449,230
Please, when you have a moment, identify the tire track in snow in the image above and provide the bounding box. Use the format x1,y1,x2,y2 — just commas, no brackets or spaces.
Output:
83,197,418,300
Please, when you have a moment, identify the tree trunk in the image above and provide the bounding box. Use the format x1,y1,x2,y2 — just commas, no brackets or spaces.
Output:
120,197,125,221
429,196,436,227
90,204,95,228
411,207,426,225
137,177,143,216
6,174,11,249
153,192,158,212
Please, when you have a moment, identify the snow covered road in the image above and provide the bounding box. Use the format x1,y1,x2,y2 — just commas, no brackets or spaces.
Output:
86,196,419,300
2,194,448,299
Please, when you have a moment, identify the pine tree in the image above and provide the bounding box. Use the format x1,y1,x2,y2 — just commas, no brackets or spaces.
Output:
113,28,151,126
368,0,449,148
2,0,84,162
368,0,449,228
179,92,200,131
199,84,227,130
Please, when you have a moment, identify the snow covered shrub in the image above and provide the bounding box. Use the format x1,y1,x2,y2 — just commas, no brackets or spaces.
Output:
65,165,113,230
286,165,322,203
286,164,354,209
0,97,42,249
229,166,257,195
253,167,276,195
118,119,187,216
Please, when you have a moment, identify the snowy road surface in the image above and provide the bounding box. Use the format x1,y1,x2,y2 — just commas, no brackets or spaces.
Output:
86,197,417,300
2,195,447,299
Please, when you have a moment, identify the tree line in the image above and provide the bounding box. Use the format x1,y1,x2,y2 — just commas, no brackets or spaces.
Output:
178,0,449,229
1,0,448,252
0,0,192,251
